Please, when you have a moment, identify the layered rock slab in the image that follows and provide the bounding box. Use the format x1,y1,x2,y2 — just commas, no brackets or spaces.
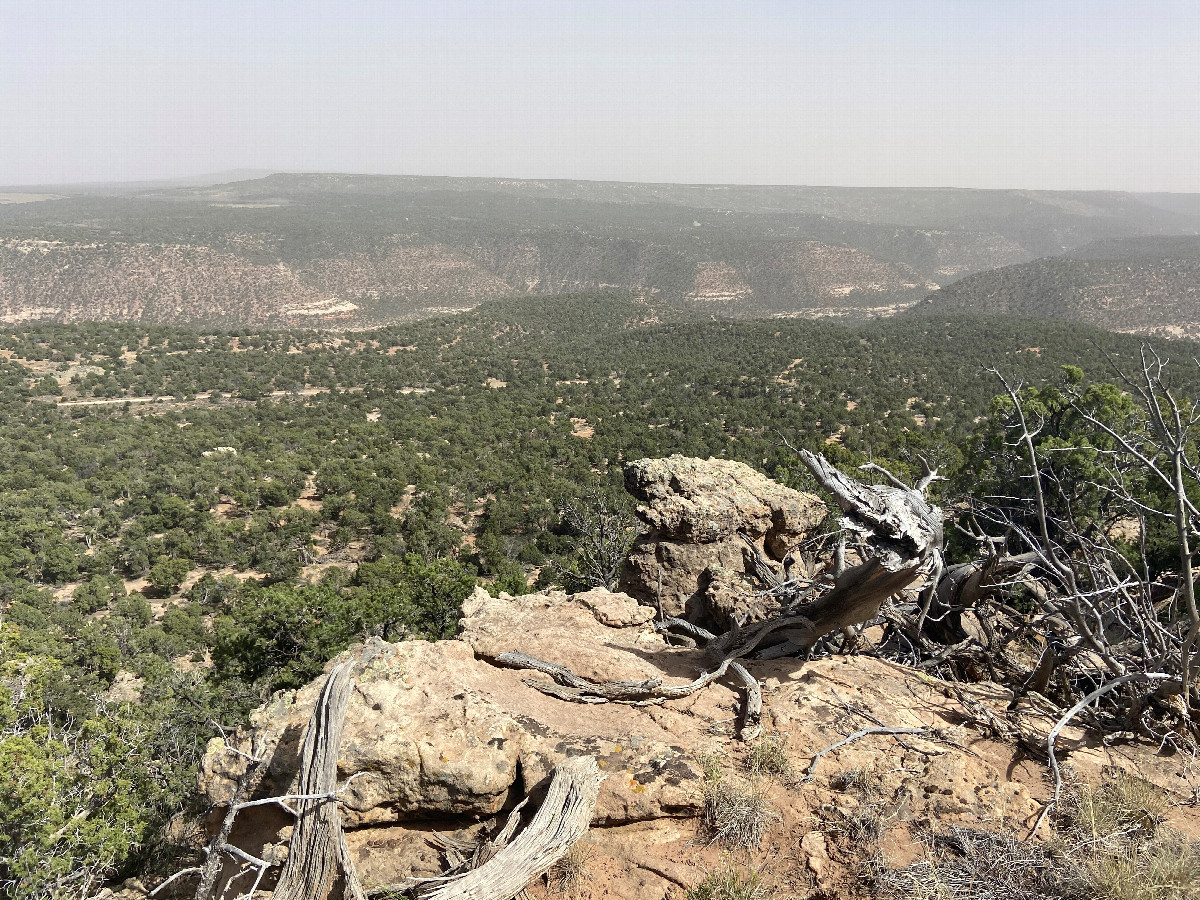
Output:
200,588,740,832
619,455,826,617
196,585,1200,900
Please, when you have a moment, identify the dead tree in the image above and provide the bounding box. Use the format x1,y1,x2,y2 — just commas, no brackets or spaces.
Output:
556,490,644,591
272,658,366,900
169,659,367,900
967,362,1195,743
499,450,946,738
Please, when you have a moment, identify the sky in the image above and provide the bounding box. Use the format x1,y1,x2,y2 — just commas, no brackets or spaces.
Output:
2,0,1199,191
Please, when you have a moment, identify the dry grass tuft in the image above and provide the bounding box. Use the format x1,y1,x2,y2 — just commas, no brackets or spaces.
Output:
685,863,765,900
875,826,1073,900
547,841,594,895
746,731,792,779
830,766,880,795
877,771,1200,900
828,765,896,846
700,754,778,849
1061,768,1166,851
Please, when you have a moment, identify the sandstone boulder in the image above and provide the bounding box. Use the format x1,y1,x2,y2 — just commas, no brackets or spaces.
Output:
195,585,1200,900
200,587,742,833
619,455,826,617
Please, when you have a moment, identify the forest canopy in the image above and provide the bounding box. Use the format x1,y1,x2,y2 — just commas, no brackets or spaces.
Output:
4,294,1200,897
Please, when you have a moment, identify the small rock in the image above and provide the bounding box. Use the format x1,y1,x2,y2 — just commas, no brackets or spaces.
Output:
801,830,830,880
574,587,657,627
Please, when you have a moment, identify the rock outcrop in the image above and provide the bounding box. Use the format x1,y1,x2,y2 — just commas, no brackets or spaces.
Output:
201,588,725,832
619,456,826,618
196,584,1200,900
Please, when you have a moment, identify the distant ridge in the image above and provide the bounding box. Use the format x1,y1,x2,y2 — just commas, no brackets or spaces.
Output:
0,169,278,196
1,172,1198,329
910,235,1200,339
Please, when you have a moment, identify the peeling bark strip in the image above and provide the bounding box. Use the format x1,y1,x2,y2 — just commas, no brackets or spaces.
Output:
418,756,603,900
273,658,366,900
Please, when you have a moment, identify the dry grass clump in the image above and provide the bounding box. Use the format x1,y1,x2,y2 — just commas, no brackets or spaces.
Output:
746,731,792,779
1058,770,1200,900
828,765,896,846
1060,768,1166,852
875,826,1071,900
699,753,778,849
685,864,764,900
876,770,1200,900
547,841,594,895
830,766,876,794
1079,834,1200,900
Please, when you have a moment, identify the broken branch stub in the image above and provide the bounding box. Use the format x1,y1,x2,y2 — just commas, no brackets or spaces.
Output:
797,450,943,570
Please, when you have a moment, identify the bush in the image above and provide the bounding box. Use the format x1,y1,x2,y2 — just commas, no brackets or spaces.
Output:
686,864,764,900
148,558,191,597
700,754,777,849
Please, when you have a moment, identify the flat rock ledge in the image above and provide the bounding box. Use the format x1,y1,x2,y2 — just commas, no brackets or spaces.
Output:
200,587,734,830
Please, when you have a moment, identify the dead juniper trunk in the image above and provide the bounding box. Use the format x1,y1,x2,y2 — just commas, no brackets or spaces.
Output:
499,451,946,738
414,757,602,900
271,658,366,900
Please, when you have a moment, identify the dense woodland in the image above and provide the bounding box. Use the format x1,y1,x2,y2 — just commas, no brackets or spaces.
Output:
5,293,1200,897
915,235,1200,338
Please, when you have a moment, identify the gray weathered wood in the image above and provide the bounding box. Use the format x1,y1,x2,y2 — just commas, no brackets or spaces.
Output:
419,756,602,900
272,658,366,900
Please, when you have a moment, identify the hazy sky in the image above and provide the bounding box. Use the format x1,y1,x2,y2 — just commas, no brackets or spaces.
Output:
2,0,1199,190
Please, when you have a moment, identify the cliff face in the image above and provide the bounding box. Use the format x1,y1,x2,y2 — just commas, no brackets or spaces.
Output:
197,585,1200,900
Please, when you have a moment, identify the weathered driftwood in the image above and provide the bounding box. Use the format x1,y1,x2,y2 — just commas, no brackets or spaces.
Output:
748,451,943,653
409,756,603,900
272,658,366,900
798,450,942,569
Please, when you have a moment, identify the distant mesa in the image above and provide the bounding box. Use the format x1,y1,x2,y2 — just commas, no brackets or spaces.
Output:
0,173,1197,330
